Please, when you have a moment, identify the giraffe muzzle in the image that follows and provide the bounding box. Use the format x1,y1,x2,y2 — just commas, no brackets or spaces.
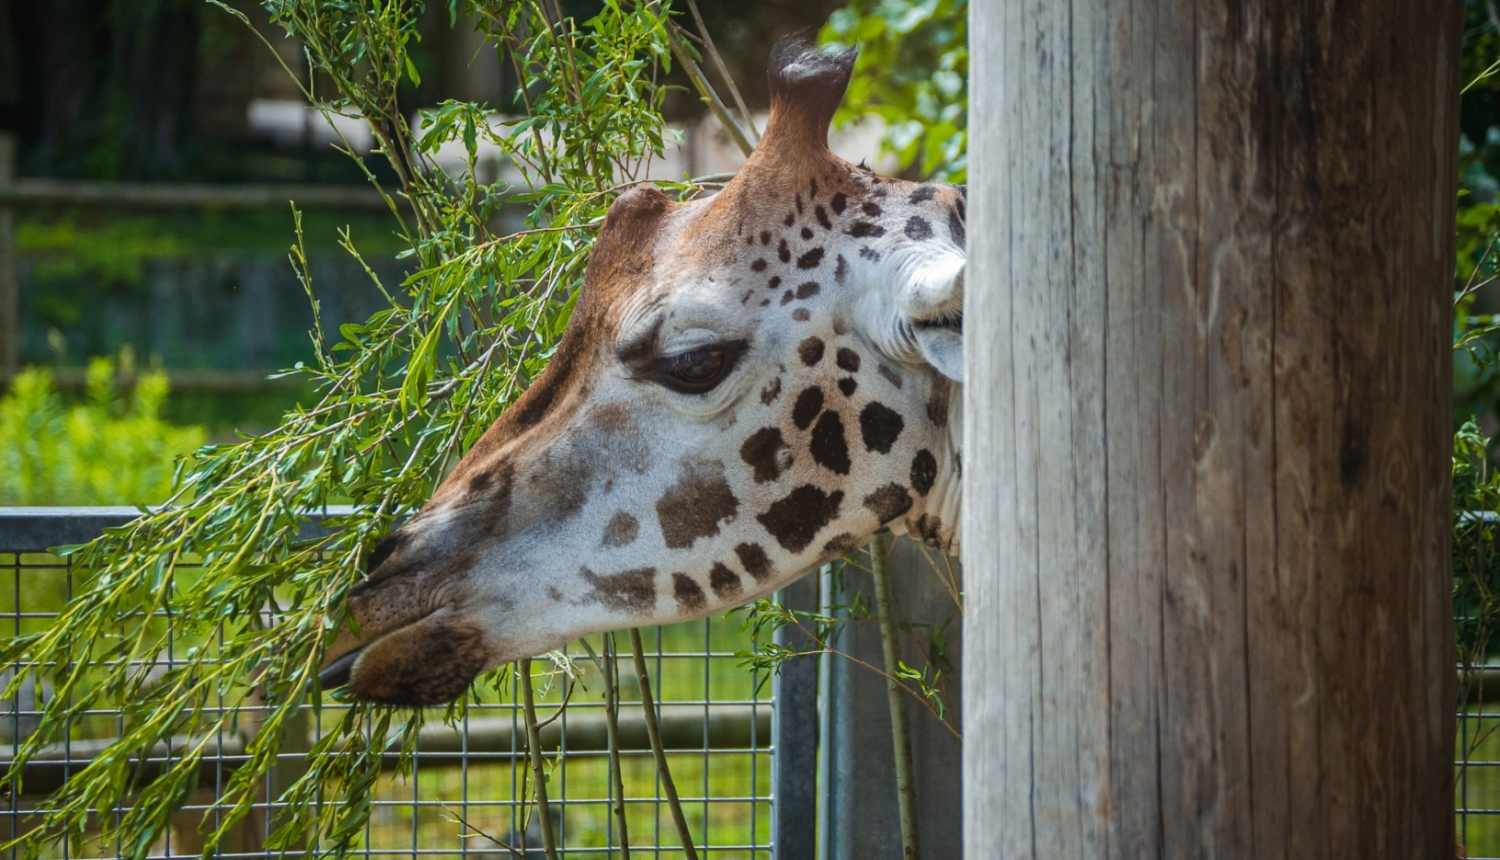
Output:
315,529,488,705
318,607,490,707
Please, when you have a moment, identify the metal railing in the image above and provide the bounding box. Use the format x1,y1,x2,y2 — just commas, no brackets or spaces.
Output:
0,508,819,859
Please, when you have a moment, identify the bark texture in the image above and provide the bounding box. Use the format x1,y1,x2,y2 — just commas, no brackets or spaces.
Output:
964,1,1460,857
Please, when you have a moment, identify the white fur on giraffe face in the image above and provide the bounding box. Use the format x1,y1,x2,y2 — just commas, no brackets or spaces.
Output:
319,40,970,707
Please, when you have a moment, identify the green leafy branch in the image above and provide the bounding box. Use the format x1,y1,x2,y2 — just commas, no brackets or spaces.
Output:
821,0,967,181
734,552,961,742
0,2,695,857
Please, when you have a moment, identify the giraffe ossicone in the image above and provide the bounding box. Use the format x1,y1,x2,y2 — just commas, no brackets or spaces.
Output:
321,38,967,707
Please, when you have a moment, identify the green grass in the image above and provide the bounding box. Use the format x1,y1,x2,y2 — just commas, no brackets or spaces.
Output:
359,751,771,858
1460,706,1500,857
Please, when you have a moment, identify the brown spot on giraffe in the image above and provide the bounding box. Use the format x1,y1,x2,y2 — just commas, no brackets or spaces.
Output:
588,402,635,434
761,377,783,404
580,567,658,614
602,511,640,547
859,403,905,454
741,427,793,483
912,514,945,548
709,562,743,599
822,532,859,556
835,348,860,373
655,461,739,549
863,484,913,524
810,411,851,475
757,485,843,553
735,542,776,583
798,337,825,366
910,450,938,496
926,384,950,427
792,386,825,430
672,573,708,613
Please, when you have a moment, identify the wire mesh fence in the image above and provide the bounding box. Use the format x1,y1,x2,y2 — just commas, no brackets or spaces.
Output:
11,507,1489,857
1460,667,1500,859
0,511,786,859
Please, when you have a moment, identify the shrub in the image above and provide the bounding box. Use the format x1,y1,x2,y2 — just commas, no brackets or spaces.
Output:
0,357,205,505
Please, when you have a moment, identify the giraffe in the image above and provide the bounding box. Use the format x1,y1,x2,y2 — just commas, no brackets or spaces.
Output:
319,39,967,707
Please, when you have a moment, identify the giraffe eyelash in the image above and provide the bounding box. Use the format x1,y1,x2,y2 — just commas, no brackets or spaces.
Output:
639,339,749,395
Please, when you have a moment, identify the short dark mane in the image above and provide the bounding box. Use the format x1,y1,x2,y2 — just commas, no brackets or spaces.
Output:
767,36,857,141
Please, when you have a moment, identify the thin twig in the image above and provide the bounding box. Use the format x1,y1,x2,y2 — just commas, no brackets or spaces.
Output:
1460,232,1500,306
519,658,560,860
438,802,528,859
604,633,631,859
913,540,964,610
871,533,921,859
646,2,754,158
533,675,578,732
771,603,963,741
683,0,759,142
627,627,699,860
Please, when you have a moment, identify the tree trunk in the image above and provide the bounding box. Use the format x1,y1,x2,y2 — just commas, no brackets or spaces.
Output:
964,1,1460,857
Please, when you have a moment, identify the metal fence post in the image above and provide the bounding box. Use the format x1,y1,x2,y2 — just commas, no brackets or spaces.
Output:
818,537,963,859
772,572,819,857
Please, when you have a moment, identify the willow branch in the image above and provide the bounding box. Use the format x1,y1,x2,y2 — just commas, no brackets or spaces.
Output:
519,658,560,860
628,627,699,860
683,0,759,142
647,2,754,158
604,633,632,859
871,533,921,859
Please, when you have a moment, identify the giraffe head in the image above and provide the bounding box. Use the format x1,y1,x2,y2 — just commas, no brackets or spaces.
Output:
321,40,966,706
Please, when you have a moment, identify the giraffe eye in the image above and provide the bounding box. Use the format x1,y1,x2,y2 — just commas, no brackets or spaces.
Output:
648,340,748,394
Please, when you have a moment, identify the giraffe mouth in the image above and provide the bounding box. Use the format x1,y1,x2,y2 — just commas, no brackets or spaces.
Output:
316,599,445,694
318,645,364,689
316,606,490,707
915,310,963,332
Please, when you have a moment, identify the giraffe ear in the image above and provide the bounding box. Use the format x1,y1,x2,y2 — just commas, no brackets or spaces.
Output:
580,183,670,308
903,253,965,382
760,37,857,150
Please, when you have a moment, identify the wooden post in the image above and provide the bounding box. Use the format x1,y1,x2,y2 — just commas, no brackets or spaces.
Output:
965,1,1460,858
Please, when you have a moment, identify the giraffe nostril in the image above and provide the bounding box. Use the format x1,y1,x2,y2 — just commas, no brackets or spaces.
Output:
353,554,417,597
364,528,412,576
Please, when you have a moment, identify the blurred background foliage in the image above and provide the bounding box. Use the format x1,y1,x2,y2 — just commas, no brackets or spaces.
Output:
1457,0,1500,430
0,353,205,505
820,0,966,182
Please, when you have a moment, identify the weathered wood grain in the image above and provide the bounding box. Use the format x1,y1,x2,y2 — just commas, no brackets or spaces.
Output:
965,1,1460,857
